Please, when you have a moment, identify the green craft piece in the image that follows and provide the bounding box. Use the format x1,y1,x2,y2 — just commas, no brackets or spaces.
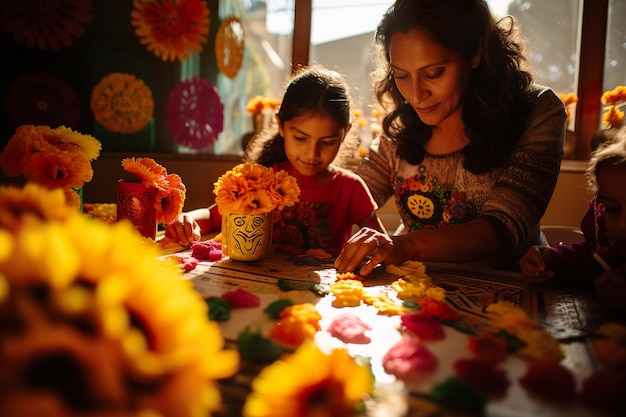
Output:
264,298,295,319
494,330,526,352
205,297,231,322
430,377,487,416
237,326,284,362
277,279,312,291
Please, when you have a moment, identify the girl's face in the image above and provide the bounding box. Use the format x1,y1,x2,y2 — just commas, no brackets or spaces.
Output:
597,163,626,242
278,113,349,178
388,28,477,127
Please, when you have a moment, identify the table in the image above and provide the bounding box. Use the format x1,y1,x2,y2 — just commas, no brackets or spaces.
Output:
162,240,625,417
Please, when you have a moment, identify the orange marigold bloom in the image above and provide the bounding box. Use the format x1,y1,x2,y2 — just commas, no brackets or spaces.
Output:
22,149,93,190
90,72,154,134
131,0,210,62
155,173,186,224
122,157,168,189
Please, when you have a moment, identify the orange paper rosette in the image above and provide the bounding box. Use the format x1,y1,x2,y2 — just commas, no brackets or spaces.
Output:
215,16,244,78
90,72,154,134
131,0,210,62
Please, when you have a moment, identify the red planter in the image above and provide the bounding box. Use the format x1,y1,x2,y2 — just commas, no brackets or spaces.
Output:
116,179,157,240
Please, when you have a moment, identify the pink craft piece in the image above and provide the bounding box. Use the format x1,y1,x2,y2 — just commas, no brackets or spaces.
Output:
221,288,261,308
400,311,445,340
167,77,224,150
382,335,438,381
327,312,372,344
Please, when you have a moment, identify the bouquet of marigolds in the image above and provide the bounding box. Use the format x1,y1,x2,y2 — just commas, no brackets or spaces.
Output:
0,183,239,417
121,157,186,225
213,162,300,215
0,124,101,208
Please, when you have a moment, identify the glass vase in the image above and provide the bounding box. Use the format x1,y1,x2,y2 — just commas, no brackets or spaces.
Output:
116,179,157,240
221,212,272,261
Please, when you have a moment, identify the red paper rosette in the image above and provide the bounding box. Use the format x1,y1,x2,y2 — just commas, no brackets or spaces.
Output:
167,77,224,150
215,16,244,79
5,71,80,128
1,0,92,50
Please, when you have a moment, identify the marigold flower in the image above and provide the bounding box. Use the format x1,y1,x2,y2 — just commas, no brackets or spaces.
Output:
486,301,540,334
214,163,300,216
243,340,374,417
516,329,564,362
0,205,238,416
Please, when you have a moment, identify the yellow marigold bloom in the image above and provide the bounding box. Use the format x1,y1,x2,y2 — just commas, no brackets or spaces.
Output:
602,104,624,129
91,72,154,134
0,183,74,233
243,340,374,417
486,301,540,334
53,125,102,161
214,163,300,216
330,279,364,308
516,329,564,362
131,0,211,62
362,292,409,316
0,214,238,417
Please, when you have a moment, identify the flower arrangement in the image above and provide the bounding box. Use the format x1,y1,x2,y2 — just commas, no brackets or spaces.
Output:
121,157,186,225
0,183,239,417
601,85,626,129
213,162,300,216
0,124,101,209
246,95,281,115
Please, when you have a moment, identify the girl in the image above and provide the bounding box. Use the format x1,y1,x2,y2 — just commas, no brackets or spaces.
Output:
519,128,626,313
165,65,385,255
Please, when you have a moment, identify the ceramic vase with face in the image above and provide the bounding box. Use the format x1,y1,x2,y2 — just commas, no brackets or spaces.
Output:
116,179,157,240
222,212,272,261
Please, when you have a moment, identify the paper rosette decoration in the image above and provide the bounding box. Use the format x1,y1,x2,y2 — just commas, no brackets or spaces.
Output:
5,70,81,128
167,77,224,150
215,16,245,79
131,0,210,62
90,72,154,134
1,0,92,49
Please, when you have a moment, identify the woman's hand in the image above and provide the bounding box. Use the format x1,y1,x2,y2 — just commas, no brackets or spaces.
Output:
519,246,556,286
164,213,202,246
334,227,400,276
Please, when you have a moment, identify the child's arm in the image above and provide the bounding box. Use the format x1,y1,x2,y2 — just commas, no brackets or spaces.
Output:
165,203,221,246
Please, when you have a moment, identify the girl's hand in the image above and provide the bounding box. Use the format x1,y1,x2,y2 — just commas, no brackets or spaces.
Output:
164,213,201,247
334,227,399,276
519,246,556,286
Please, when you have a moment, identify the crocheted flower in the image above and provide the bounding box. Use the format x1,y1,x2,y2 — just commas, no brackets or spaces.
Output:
400,310,445,340
1,0,92,49
131,0,210,62
0,187,239,417
90,72,154,134
382,336,438,380
215,16,244,79
243,340,374,417
166,77,224,150
5,70,81,127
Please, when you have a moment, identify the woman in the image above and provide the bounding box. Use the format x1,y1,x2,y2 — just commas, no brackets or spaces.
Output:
334,0,566,276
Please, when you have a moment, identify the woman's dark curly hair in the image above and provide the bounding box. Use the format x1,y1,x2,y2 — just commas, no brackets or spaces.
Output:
373,0,533,173
245,65,359,169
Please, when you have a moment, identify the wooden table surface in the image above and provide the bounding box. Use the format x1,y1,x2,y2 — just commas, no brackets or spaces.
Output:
161,241,625,417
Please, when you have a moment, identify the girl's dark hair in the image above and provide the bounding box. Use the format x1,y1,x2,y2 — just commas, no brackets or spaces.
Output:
373,0,533,173
245,65,357,168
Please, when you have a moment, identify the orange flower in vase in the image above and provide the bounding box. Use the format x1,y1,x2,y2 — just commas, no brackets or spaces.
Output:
0,124,102,210
213,162,300,261
119,157,186,239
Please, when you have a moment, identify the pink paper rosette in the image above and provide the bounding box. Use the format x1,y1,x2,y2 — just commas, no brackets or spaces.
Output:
167,77,224,150
5,71,80,128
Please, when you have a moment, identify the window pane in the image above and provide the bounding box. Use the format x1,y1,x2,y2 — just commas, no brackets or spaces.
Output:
603,0,626,124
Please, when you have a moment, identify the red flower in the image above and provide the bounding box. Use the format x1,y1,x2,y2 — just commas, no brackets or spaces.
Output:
400,310,445,340
467,332,509,364
418,298,460,320
519,360,577,403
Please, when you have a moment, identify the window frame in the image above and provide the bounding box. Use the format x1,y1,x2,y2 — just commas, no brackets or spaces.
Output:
290,0,610,160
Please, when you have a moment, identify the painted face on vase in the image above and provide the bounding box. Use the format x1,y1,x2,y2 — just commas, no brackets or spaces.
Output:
229,213,271,259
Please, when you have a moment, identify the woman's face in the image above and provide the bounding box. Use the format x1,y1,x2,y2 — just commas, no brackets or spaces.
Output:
597,163,626,243
388,28,476,127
